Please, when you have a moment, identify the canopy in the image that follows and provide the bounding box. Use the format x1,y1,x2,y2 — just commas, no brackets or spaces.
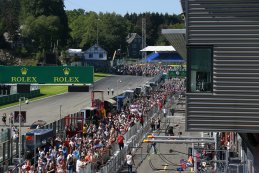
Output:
124,89,134,93
140,46,176,52
162,29,186,59
26,129,53,135
105,99,116,105
144,52,184,63
145,53,159,62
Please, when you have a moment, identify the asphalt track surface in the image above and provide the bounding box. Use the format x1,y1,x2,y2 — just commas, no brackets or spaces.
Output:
0,75,152,134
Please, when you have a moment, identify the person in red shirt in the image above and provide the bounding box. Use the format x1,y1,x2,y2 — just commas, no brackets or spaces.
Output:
117,134,125,150
140,116,144,127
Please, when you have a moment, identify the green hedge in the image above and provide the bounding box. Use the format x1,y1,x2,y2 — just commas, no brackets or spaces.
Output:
0,90,41,106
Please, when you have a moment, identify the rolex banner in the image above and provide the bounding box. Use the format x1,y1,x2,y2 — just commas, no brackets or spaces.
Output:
0,66,94,84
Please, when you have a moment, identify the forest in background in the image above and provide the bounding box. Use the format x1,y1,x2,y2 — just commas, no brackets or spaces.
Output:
0,0,184,64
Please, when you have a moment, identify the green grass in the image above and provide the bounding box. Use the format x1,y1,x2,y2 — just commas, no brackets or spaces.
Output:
40,86,68,96
0,73,111,109
94,73,111,81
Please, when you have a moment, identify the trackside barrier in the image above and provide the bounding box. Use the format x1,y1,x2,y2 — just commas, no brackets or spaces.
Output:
0,90,40,106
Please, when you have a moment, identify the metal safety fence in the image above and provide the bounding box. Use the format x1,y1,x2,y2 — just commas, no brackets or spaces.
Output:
97,105,160,173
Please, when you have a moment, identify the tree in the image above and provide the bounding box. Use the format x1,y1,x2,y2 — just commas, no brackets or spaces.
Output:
20,0,69,47
125,12,184,46
67,12,130,58
98,13,130,58
66,9,86,23
1,0,20,41
168,23,185,29
21,15,62,50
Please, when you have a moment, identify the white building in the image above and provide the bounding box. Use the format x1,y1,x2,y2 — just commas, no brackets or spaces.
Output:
84,44,107,60
67,49,83,57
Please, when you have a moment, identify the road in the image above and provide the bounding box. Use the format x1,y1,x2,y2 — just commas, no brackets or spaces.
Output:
0,75,152,134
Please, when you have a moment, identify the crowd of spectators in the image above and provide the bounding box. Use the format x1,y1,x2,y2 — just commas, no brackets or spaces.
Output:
113,63,186,77
20,77,186,173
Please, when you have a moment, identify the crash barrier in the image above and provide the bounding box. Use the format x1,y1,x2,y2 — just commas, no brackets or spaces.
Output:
0,89,40,106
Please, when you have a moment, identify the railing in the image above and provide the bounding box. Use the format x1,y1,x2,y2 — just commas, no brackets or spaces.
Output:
97,105,160,173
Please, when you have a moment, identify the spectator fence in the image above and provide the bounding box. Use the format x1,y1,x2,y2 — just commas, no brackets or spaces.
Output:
97,105,160,173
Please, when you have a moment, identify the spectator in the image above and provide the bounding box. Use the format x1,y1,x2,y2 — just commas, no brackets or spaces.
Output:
111,88,114,95
140,116,144,127
76,156,86,173
117,133,125,150
107,88,110,95
156,118,161,130
126,151,135,173
46,160,55,173
2,113,6,125
151,142,157,154
82,124,87,138
66,154,74,173
151,119,155,131
162,108,167,117
32,75,186,173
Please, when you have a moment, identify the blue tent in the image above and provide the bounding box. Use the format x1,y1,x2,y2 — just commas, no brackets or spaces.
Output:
145,52,159,62
144,52,184,63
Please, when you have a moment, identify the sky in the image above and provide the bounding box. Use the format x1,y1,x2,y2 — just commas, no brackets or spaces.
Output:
64,0,182,15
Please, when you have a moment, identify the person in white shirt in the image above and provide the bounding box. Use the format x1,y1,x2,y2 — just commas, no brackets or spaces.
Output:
107,88,110,95
126,151,134,173
111,88,114,95
76,156,86,173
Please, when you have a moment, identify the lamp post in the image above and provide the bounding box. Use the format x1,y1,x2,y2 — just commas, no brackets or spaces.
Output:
117,80,122,111
97,18,100,45
60,105,62,120
59,105,62,132
18,97,27,173
9,113,13,164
